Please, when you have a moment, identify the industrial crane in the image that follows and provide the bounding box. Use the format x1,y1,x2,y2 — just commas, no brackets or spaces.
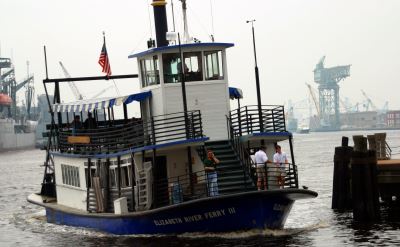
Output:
313,56,351,130
306,83,320,117
361,90,377,111
59,61,84,100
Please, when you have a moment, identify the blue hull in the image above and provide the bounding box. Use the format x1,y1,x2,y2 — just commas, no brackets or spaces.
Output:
38,189,316,235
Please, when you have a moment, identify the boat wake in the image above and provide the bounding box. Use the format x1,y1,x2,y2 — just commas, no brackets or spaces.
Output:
177,221,328,239
11,209,109,238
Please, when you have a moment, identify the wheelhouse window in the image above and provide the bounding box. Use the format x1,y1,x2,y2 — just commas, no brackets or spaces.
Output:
140,55,160,87
163,52,203,83
204,50,224,80
61,164,80,187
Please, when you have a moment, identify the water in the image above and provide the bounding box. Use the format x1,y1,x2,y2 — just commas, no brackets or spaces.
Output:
1,130,400,246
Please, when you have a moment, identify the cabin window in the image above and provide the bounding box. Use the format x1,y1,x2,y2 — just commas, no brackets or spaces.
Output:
110,168,116,187
84,162,96,188
121,164,132,188
163,52,203,83
61,164,80,187
109,160,132,188
204,50,224,80
140,55,160,87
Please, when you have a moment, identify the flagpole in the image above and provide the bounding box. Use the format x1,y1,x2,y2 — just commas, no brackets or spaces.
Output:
102,31,120,96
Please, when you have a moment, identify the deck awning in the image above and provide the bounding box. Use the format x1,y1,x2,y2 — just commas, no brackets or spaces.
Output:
52,91,152,113
229,87,243,99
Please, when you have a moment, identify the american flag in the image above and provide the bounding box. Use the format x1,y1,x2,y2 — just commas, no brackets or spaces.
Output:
98,41,112,76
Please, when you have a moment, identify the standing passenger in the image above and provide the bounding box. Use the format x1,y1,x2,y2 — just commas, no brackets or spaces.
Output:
273,145,288,188
203,150,220,197
255,146,271,191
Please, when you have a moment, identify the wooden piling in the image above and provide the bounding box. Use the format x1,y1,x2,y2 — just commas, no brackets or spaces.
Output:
332,137,353,211
375,133,387,160
367,135,376,151
368,150,380,219
351,135,380,222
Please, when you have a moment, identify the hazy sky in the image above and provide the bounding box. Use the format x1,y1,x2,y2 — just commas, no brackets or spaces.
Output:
1,0,399,115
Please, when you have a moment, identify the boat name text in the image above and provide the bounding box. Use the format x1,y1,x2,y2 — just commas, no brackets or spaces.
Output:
153,207,236,226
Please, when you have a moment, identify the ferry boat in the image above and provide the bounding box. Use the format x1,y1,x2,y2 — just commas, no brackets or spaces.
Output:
28,0,317,235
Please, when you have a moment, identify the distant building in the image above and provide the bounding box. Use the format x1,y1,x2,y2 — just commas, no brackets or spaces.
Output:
386,110,400,128
340,111,379,129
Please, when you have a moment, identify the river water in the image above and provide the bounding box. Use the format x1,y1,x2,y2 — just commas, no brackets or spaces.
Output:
1,130,400,246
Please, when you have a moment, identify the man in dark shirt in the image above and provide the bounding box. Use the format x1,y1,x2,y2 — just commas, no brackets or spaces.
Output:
203,150,220,196
84,112,97,129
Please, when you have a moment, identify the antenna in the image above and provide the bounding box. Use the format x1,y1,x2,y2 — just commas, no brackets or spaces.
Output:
171,0,176,32
44,46,49,79
147,0,154,39
209,0,215,41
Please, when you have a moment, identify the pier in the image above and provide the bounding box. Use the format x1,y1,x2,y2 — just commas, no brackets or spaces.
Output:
332,133,400,222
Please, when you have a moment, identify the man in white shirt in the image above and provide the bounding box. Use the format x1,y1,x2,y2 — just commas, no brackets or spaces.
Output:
273,145,288,188
254,146,271,191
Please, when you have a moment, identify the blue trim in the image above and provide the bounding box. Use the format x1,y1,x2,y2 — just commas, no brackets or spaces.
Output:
228,87,243,99
124,91,152,104
128,42,235,59
50,137,209,159
132,137,209,152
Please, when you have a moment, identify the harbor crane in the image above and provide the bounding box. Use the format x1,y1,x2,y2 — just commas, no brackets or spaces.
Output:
361,89,378,111
59,61,84,100
0,57,34,118
313,56,351,130
306,83,320,117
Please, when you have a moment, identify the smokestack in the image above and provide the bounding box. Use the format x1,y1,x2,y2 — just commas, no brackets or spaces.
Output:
152,0,169,47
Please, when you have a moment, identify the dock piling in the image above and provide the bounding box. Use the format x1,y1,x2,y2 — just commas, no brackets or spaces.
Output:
332,136,353,211
351,135,380,222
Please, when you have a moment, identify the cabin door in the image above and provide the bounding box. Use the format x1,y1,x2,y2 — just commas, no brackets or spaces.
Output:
148,156,168,207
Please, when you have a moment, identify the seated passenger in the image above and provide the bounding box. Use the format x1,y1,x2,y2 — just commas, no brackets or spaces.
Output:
71,115,82,135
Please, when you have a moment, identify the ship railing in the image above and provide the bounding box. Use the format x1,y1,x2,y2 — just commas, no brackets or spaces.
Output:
229,105,286,137
252,163,298,190
153,165,299,207
153,170,219,207
56,110,204,154
226,114,298,189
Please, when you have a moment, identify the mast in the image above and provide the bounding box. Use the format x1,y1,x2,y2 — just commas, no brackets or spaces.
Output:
180,0,190,43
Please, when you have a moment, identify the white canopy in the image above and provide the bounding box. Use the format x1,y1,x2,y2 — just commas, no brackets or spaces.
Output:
52,91,152,113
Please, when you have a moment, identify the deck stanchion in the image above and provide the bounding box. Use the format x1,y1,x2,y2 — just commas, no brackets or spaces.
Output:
288,135,297,188
332,136,353,211
105,158,110,212
130,153,136,212
117,156,122,198
86,158,91,212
